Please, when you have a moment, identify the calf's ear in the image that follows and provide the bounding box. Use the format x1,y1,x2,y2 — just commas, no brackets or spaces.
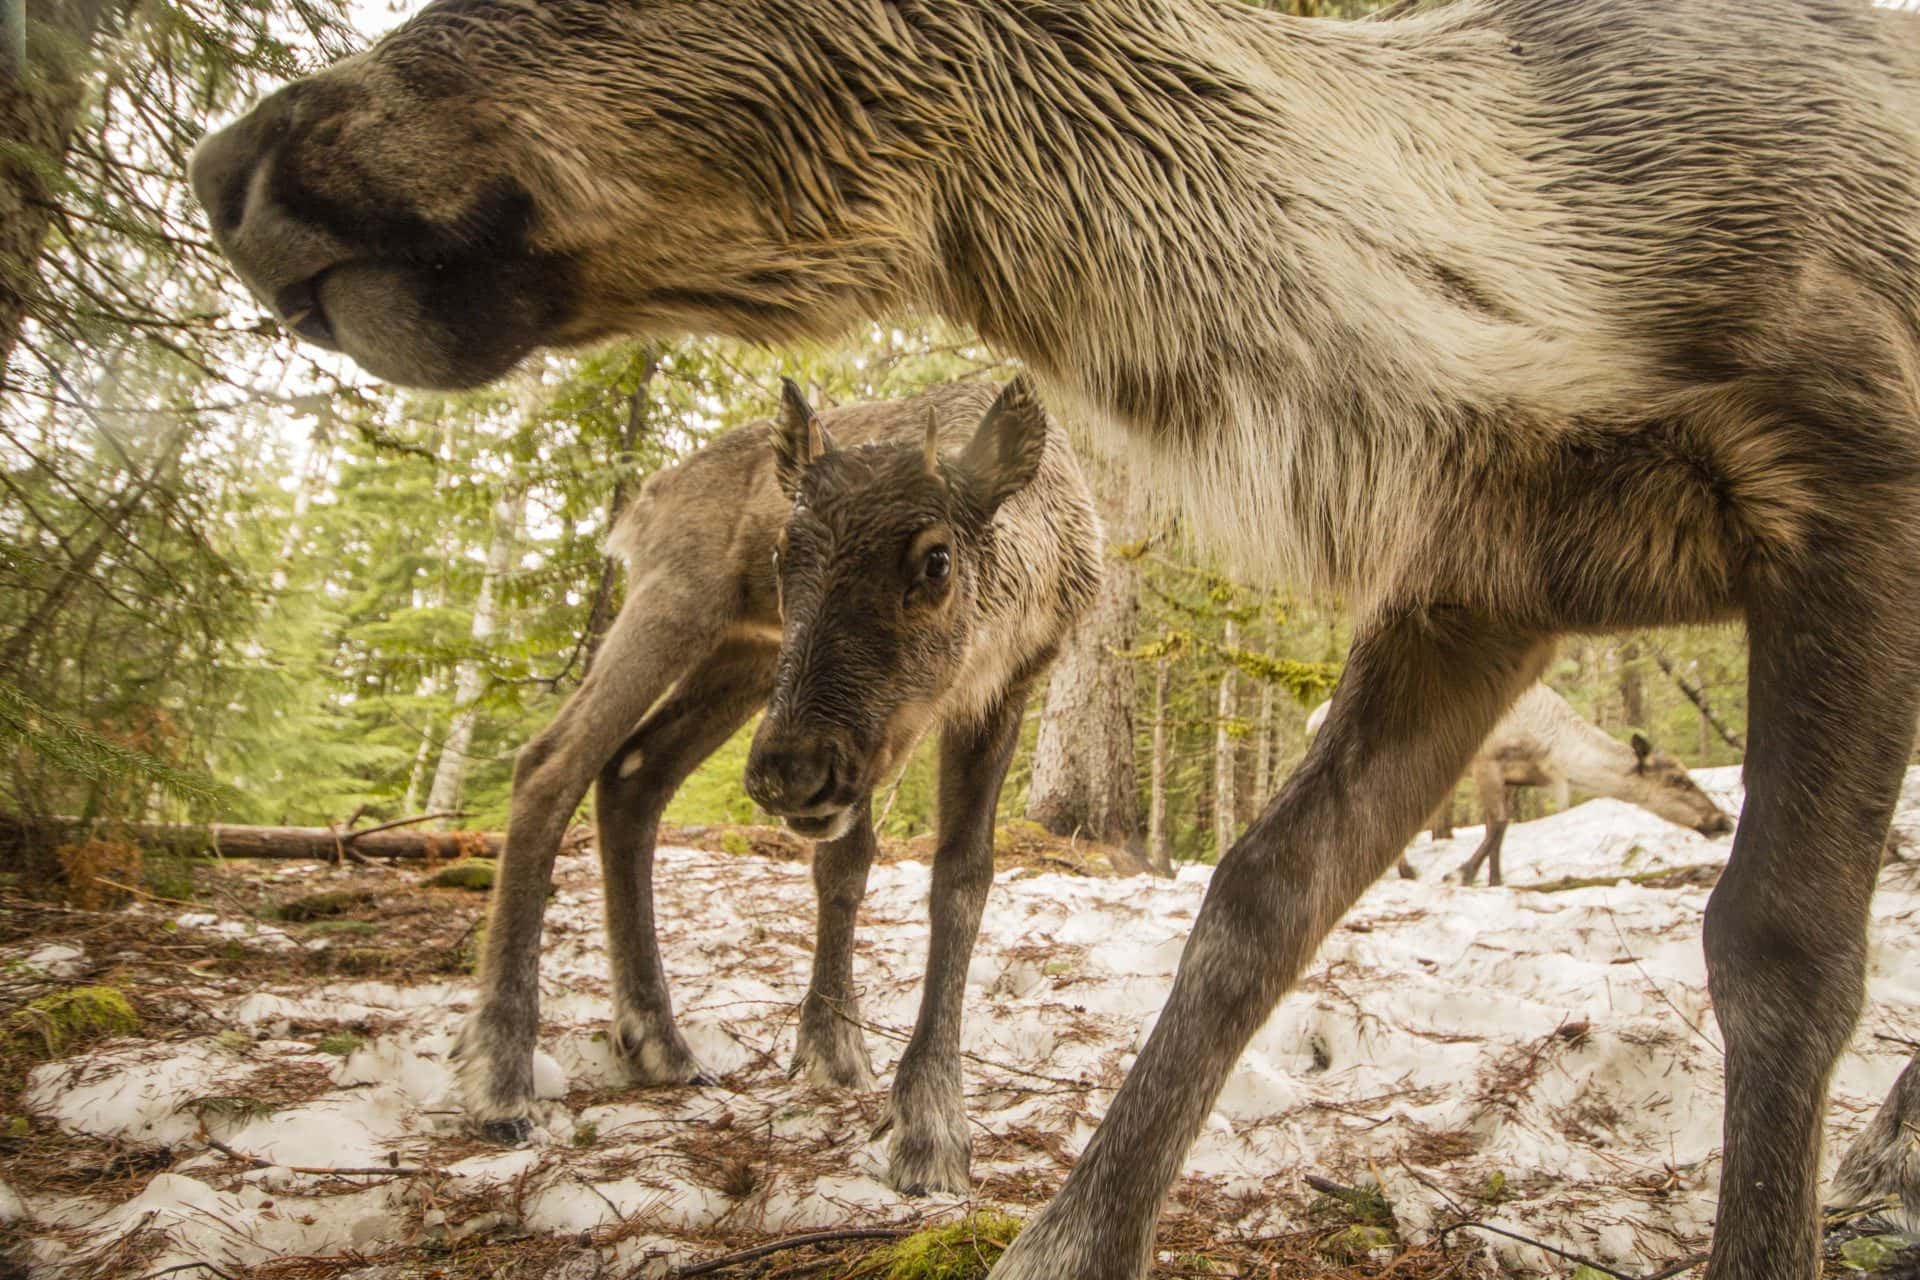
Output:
959,373,1048,515
772,378,833,499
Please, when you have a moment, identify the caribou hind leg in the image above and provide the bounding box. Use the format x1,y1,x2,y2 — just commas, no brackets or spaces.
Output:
597,638,775,1087
1451,760,1509,886
451,581,727,1141
883,679,1035,1196
792,802,880,1091
992,611,1547,1279
1702,564,1920,1279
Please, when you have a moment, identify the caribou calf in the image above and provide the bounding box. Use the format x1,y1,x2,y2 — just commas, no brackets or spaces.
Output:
450,378,1099,1200
1308,682,1733,885
742,373,1098,1193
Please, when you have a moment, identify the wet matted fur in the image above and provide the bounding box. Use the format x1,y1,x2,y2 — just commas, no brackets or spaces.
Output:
194,2,1920,1276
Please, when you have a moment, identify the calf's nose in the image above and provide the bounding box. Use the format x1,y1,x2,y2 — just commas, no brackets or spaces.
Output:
744,744,838,816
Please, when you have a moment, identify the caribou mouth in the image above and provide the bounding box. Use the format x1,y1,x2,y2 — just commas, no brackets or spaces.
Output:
274,273,338,348
785,809,856,842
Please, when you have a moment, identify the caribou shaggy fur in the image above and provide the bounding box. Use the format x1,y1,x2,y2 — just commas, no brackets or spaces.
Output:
194,2,1920,1276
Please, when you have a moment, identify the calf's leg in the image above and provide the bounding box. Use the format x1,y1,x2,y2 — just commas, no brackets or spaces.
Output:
990,610,1546,1279
1702,566,1920,1279
792,802,880,1090
597,639,774,1085
885,682,1033,1195
451,581,725,1140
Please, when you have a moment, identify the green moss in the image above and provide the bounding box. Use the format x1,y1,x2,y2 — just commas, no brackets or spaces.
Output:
303,919,380,936
275,888,378,922
720,831,752,858
572,1121,598,1148
1840,1236,1917,1272
1319,1224,1394,1263
427,861,495,891
214,1029,254,1053
316,1032,365,1056
12,986,139,1057
461,922,488,974
874,1212,1023,1280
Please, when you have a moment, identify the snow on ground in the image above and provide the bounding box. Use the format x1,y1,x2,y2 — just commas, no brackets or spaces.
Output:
13,766,1920,1278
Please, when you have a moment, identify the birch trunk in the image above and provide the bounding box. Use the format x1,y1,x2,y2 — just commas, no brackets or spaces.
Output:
426,483,526,820
1213,617,1239,858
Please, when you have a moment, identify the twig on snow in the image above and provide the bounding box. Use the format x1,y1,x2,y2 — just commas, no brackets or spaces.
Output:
664,1226,914,1278
202,1135,432,1178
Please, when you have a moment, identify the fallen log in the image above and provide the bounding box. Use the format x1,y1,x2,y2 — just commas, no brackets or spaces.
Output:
0,814,535,861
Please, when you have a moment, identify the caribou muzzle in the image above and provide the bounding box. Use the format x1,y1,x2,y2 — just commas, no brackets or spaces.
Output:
743,730,864,842
190,80,576,390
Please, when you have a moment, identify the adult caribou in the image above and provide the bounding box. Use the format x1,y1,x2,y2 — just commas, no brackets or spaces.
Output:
190,2,1920,1276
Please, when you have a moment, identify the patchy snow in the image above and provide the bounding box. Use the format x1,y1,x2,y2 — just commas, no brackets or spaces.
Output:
14,768,1920,1277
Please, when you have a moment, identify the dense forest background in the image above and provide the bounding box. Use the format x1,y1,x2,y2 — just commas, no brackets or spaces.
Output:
6,0,1886,893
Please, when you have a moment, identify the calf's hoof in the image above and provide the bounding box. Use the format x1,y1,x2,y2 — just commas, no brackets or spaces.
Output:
612,1009,713,1086
791,1006,878,1092
880,1101,971,1196
448,1012,538,1142
480,1116,533,1146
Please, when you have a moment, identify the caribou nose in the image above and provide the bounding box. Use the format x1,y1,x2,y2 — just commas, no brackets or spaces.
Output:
744,744,839,817
1699,813,1735,837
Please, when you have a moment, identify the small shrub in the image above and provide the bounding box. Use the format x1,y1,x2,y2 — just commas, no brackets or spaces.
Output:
572,1121,598,1148
428,861,495,891
56,840,142,909
316,1032,365,1056
12,986,139,1057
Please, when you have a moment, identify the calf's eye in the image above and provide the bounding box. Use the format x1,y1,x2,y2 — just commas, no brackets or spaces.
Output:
925,546,951,583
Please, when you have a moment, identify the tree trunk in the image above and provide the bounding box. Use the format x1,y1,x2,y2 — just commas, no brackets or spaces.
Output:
426,483,526,819
1025,546,1141,851
0,0,118,393
1252,615,1277,805
1146,656,1172,876
1619,639,1647,729
581,350,660,675
1213,617,1239,858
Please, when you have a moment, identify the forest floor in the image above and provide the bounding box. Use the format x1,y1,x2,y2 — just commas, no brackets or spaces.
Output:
4,770,1919,1280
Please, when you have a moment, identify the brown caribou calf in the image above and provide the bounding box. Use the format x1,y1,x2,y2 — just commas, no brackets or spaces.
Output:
743,372,1098,1192
1309,682,1734,885
449,378,1099,1198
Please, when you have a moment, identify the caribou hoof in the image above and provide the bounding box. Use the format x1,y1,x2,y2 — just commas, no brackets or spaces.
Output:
612,1009,712,1087
791,1001,878,1092
449,1010,540,1143
882,1093,971,1196
480,1116,533,1146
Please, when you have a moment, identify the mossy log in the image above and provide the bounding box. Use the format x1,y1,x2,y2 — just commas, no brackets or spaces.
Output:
0,813,509,861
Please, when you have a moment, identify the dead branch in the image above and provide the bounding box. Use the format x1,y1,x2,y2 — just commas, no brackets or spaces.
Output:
665,1227,914,1279
1647,641,1745,752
